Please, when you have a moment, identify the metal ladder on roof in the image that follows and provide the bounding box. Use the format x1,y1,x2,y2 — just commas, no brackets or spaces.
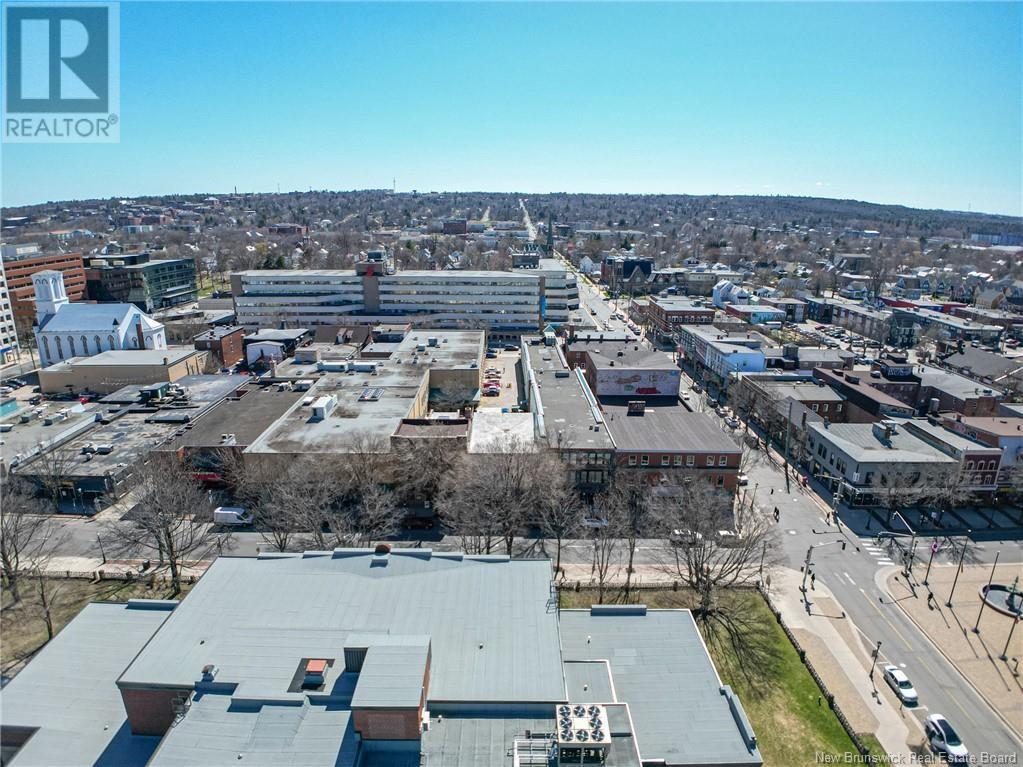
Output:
512,735,555,767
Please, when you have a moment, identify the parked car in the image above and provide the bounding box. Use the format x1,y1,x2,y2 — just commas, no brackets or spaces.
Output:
213,506,253,526
669,529,704,547
483,389,501,397
486,350,498,359
737,474,749,486
924,714,968,763
503,344,518,351
724,416,739,429
882,665,918,705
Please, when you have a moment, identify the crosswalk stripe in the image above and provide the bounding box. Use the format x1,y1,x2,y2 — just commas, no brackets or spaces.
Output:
877,559,894,565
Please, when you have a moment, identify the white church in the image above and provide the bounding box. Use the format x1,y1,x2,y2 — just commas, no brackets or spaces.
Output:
32,270,167,367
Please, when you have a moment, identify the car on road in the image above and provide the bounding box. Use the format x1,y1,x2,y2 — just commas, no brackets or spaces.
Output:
503,344,518,352
882,665,918,705
483,387,501,397
737,474,749,486
924,714,968,763
669,529,703,546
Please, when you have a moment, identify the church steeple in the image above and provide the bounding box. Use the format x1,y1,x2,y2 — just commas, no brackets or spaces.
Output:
33,270,69,322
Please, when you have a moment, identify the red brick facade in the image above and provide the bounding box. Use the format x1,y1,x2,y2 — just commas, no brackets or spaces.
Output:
120,686,191,735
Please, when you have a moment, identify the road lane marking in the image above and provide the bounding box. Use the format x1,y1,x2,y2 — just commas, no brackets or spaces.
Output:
877,559,894,566
859,588,915,651
844,572,856,585
948,695,979,729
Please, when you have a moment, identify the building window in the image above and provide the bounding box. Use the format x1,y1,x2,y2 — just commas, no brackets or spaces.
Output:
42,336,50,359
94,335,101,352
719,456,727,466
686,455,695,467
54,336,63,359
812,403,819,412
836,403,843,412
107,334,115,350
717,475,724,486
68,336,76,356
628,455,637,466
966,461,974,470
706,455,714,466
641,455,649,466
988,460,997,471
661,455,670,466
674,455,683,467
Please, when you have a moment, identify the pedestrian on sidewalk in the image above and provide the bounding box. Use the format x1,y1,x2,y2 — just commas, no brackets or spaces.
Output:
810,571,816,589
770,488,774,496
927,592,935,610
774,507,780,523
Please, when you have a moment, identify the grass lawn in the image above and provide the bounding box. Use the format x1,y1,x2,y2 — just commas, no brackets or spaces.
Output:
559,587,861,767
197,275,230,298
1,577,192,679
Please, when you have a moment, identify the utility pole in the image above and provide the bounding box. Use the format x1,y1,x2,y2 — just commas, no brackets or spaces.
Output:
972,552,1000,633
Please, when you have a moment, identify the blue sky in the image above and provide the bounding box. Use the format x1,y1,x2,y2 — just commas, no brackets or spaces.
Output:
3,2,1021,215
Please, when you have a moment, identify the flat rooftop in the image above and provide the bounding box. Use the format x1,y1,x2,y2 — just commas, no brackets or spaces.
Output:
0,601,174,767
807,422,958,465
568,339,677,370
561,607,760,766
117,551,566,704
756,380,845,403
159,386,304,450
602,404,741,454
522,339,614,452
41,348,199,370
468,409,535,452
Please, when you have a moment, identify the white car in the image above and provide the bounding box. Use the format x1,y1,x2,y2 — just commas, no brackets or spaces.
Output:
924,714,969,763
882,665,918,705
737,474,749,486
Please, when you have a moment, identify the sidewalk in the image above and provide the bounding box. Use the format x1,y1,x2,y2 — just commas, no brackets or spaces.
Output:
770,568,919,759
38,555,211,581
886,563,1022,738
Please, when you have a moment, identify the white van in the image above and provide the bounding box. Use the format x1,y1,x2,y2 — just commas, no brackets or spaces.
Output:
213,506,254,526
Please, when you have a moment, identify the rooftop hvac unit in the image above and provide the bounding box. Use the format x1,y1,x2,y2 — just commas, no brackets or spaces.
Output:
556,703,611,749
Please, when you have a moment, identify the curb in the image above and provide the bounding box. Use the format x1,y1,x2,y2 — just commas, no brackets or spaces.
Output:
883,574,1023,747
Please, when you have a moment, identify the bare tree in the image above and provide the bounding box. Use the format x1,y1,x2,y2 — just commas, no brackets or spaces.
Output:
602,474,660,600
392,438,461,510
437,438,553,556
104,454,220,594
587,490,624,604
28,447,78,513
536,466,583,579
658,480,778,615
0,477,49,602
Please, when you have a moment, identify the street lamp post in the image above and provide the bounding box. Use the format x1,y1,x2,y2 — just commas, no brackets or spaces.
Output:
923,539,939,586
869,640,882,684
801,539,847,594
1000,613,1020,662
946,531,972,608
972,552,1000,634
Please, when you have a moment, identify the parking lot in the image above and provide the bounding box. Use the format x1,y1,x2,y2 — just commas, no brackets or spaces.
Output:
477,348,522,410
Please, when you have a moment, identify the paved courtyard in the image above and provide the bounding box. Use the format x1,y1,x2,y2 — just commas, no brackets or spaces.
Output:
887,562,1022,738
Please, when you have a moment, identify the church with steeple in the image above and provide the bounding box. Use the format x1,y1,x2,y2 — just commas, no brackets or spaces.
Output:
33,270,167,367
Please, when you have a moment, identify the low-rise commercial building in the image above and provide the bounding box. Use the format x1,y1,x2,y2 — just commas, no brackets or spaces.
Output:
565,337,681,398
603,400,743,491
645,296,715,340
193,325,246,367
805,420,958,504
1,550,762,767
676,327,768,389
37,349,208,394
521,336,615,493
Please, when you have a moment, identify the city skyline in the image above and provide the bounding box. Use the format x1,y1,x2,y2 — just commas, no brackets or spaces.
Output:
2,2,1021,216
